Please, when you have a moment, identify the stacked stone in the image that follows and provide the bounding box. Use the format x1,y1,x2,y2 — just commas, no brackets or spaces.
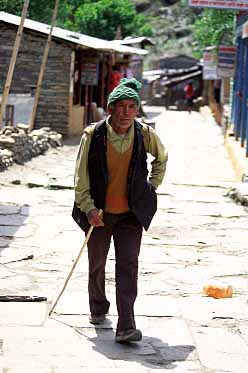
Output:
0,124,63,171
3,126,33,164
30,127,63,156
0,148,13,171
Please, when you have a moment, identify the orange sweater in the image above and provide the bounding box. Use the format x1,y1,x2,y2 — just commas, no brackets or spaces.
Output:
105,140,133,213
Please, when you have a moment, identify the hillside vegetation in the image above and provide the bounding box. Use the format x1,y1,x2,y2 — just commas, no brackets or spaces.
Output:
0,0,234,69
132,0,201,68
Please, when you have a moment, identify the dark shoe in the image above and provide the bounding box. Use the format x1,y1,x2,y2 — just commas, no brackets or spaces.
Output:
115,328,142,343
89,314,106,325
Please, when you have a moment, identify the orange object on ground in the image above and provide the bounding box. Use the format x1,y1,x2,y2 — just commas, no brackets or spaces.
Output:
203,285,233,299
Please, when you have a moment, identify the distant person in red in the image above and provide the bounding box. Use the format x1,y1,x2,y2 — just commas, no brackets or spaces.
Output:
109,65,123,92
184,82,194,113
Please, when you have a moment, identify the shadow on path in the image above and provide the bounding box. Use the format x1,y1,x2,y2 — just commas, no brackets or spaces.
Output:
87,322,195,370
0,203,30,258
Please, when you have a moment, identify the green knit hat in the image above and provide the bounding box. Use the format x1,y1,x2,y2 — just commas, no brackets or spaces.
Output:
107,78,142,107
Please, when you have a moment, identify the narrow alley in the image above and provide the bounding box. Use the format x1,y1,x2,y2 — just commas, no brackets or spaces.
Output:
1,107,248,372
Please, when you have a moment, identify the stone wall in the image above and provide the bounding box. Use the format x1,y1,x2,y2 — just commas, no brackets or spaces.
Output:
0,124,63,171
0,23,72,135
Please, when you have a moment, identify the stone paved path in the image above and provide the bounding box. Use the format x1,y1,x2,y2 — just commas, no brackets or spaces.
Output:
1,107,248,372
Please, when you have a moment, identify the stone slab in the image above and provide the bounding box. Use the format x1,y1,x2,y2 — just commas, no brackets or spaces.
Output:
180,296,248,324
0,301,51,326
192,326,248,372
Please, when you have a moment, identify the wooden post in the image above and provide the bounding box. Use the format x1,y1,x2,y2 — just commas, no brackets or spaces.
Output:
68,50,75,134
29,0,60,131
0,0,30,128
100,57,106,108
84,85,89,128
88,85,93,124
107,53,114,98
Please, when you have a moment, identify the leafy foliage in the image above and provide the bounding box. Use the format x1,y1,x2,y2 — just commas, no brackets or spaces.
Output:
62,0,153,39
29,0,57,24
0,0,23,15
0,0,58,23
0,0,153,39
192,9,236,58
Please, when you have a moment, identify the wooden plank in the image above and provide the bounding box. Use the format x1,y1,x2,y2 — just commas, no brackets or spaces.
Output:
0,296,47,302
29,0,60,131
68,50,75,133
0,0,30,128
88,85,93,124
84,85,89,128
107,53,114,98
100,58,105,108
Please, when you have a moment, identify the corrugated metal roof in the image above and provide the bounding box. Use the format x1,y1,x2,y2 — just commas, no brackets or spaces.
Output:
143,69,165,76
108,40,148,55
0,12,148,55
121,36,154,46
162,70,202,86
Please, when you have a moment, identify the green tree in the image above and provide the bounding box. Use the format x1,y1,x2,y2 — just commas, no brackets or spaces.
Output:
0,0,153,39
192,9,236,58
62,0,153,40
29,0,58,24
0,0,59,23
0,0,23,15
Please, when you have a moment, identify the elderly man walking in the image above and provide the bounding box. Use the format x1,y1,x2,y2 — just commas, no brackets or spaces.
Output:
73,78,167,343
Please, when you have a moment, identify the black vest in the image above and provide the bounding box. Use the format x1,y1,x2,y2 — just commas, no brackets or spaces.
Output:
72,120,157,231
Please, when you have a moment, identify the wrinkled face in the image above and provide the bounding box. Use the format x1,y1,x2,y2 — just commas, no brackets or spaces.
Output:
108,99,139,134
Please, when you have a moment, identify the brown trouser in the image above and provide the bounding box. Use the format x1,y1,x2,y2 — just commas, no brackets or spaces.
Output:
87,211,142,333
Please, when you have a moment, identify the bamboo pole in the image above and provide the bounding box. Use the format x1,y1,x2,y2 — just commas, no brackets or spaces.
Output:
29,0,60,131
0,0,30,128
48,224,94,316
49,209,103,316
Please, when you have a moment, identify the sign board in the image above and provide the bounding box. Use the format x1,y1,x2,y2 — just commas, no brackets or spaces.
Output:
81,60,99,86
203,49,218,80
189,0,248,10
217,45,236,78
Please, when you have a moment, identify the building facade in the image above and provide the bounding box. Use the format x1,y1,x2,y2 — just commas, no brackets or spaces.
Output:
0,12,147,136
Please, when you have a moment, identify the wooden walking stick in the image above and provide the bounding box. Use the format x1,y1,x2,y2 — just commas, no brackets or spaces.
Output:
49,209,102,316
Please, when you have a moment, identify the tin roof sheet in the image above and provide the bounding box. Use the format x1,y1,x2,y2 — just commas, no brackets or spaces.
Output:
120,36,154,46
108,40,148,55
0,11,148,55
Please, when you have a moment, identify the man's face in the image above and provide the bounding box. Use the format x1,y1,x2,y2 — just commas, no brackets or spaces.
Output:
108,99,139,134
